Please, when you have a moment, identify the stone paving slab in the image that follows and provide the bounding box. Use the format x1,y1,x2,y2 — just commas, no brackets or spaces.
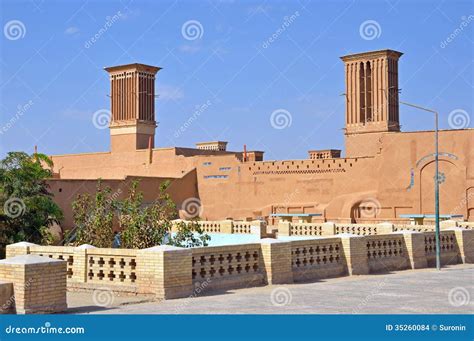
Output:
68,264,474,314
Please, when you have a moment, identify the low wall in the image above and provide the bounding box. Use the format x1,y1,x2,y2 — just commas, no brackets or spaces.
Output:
278,220,474,237
365,234,409,273
291,237,345,281
4,228,473,301
423,231,460,267
392,224,435,232
172,220,267,236
191,243,264,291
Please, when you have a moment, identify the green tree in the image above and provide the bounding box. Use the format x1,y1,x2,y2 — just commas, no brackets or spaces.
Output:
71,179,210,249
118,180,209,249
171,220,210,248
0,152,63,247
72,180,115,248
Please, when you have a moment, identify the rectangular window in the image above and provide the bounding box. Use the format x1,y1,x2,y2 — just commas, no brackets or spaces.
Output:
204,175,228,179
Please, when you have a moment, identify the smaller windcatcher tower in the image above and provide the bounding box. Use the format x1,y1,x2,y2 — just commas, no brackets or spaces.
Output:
341,49,402,134
104,63,161,153
341,50,403,157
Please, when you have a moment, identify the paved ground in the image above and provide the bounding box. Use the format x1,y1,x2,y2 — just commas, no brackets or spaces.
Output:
68,264,474,314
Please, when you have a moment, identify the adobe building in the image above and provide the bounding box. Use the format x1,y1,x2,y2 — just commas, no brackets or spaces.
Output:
47,50,474,229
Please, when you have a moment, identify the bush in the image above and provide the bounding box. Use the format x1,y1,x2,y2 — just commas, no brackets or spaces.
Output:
72,180,115,248
72,179,209,249
0,152,63,246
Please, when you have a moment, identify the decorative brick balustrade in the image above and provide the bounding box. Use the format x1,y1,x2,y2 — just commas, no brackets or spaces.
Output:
1,227,472,311
191,243,264,291
290,237,345,281
335,224,378,236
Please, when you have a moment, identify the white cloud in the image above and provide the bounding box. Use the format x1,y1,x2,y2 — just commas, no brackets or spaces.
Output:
247,5,272,16
64,26,80,35
179,44,201,54
157,85,184,101
120,8,141,20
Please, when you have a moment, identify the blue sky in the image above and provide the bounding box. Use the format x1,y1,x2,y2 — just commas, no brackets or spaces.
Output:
0,0,472,160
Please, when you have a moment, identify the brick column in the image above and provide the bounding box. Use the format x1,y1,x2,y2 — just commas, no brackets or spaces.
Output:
250,221,266,238
137,245,193,299
0,282,13,313
5,242,36,258
401,231,428,269
278,221,291,236
72,244,96,283
440,220,459,230
0,255,67,314
451,228,474,263
377,223,394,235
260,239,293,284
220,220,233,234
339,234,369,275
321,222,336,236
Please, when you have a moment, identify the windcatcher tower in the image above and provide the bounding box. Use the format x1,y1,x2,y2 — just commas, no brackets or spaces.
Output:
104,63,161,153
340,49,403,157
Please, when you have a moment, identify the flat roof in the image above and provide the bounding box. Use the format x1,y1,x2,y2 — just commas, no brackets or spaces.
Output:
340,49,403,61
399,214,463,219
104,63,161,73
270,213,322,217
195,141,228,145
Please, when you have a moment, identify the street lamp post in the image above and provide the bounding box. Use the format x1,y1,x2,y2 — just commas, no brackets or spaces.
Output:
399,100,441,270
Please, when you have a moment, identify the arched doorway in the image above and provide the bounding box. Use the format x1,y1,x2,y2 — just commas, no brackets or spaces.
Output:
350,198,381,223
419,160,465,216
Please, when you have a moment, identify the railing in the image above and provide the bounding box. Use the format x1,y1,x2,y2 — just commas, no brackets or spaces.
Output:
424,231,459,266
290,223,324,236
196,221,222,233
232,222,253,234
393,224,435,232
29,245,75,279
86,248,138,287
458,221,474,229
5,227,470,300
335,224,378,236
191,243,264,290
365,234,408,272
290,238,345,281
172,220,263,234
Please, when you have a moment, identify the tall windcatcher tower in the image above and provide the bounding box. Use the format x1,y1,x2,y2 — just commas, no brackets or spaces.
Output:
104,63,161,153
340,50,403,157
